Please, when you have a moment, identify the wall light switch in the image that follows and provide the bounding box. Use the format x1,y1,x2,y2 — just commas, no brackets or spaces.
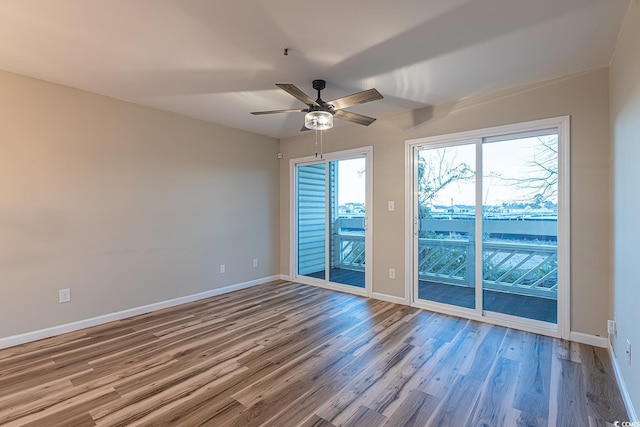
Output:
220,264,226,274
388,201,395,211
389,268,396,279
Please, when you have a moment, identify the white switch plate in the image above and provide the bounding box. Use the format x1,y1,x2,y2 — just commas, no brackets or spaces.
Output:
388,201,395,211
252,258,258,268
389,268,396,279
608,319,617,335
59,288,71,303
220,264,226,273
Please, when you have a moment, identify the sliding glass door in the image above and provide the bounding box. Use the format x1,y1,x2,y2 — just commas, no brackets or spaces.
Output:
293,148,372,296
408,117,569,337
416,143,476,309
482,133,558,323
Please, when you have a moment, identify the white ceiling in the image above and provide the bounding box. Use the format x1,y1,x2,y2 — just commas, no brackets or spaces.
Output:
0,0,629,139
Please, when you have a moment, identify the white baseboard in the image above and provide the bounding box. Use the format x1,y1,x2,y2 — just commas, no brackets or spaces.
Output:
279,274,292,281
569,331,608,348
372,292,408,305
609,341,639,422
0,275,279,350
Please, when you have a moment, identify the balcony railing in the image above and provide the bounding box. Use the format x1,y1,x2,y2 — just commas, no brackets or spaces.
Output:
419,238,557,299
333,217,558,300
418,218,557,299
334,233,365,271
332,217,366,271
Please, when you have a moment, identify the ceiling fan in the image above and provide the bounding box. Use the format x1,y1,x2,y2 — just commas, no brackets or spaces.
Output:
251,80,383,130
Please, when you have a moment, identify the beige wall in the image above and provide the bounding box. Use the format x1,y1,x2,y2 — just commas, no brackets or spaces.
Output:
280,68,611,337
0,70,280,338
610,0,640,416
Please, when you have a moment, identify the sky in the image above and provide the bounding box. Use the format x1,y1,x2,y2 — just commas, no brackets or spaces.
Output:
333,135,557,207
420,135,558,207
337,157,366,205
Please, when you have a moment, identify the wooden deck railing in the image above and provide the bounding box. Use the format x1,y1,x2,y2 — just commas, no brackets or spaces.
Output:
418,238,558,299
333,217,558,300
334,233,365,271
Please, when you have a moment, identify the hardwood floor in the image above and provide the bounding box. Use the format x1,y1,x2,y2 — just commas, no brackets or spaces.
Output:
0,280,628,426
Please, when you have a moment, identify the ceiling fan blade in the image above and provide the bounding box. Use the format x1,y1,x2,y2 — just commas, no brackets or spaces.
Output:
276,84,320,107
300,124,311,132
328,88,383,110
334,110,377,126
250,108,307,115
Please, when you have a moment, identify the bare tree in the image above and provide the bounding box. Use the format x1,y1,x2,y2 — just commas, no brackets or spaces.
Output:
418,148,474,208
493,135,558,204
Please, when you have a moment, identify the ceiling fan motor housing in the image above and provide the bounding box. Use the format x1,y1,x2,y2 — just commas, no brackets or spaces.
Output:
312,79,326,91
312,79,327,105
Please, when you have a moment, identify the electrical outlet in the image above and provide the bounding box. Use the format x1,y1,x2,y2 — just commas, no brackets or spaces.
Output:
627,340,632,366
253,258,258,268
59,288,71,303
220,264,226,274
389,268,396,279
608,319,617,335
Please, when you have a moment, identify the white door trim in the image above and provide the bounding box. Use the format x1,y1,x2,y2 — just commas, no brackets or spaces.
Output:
290,146,374,298
405,116,571,339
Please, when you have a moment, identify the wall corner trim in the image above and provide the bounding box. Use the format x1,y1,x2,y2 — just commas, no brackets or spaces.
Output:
609,341,639,422
0,275,280,350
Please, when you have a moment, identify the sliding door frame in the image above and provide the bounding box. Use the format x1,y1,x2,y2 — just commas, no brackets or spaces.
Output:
405,116,570,339
290,146,373,298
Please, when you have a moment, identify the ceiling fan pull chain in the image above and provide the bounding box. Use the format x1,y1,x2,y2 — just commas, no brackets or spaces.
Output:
315,127,319,157
320,128,323,159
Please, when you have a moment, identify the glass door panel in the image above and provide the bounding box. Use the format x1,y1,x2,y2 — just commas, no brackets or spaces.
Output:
417,144,476,309
294,149,371,295
482,134,558,323
328,158,366,288
297,163,326,280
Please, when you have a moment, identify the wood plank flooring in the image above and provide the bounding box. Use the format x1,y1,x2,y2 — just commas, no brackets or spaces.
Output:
0,280,628,426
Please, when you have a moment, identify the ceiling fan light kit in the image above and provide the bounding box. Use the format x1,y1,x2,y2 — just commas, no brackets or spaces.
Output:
304,110,333,130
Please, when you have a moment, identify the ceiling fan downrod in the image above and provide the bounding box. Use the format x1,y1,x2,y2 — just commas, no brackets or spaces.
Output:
312,79,326,104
